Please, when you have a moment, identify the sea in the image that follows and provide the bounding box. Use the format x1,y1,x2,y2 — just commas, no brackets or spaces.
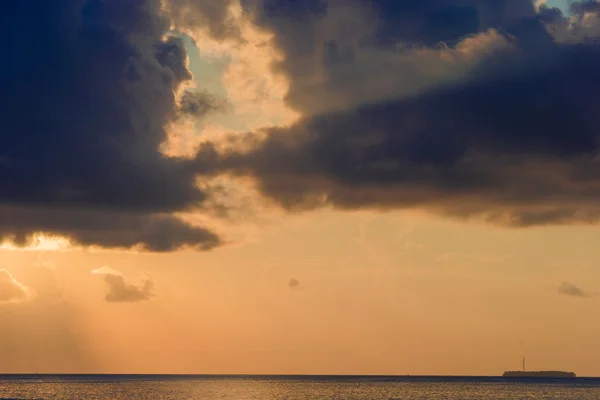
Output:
0,375,599,399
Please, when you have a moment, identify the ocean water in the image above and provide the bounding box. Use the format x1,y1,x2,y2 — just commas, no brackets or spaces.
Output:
0,375,599,400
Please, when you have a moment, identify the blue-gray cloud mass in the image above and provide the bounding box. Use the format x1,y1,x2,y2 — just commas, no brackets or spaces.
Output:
197,0,600,226
3,0,600,252
0,0,221,251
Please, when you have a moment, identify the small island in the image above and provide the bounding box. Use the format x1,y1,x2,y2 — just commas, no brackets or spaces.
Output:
503,358,575,378
503,371,576,378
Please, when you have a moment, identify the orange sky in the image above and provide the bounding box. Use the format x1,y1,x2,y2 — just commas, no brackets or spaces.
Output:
0,0,598,377
1,210,599,375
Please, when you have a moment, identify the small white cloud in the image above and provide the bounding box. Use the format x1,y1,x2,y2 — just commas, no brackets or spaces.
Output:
0,269,35,304
92,266,154,303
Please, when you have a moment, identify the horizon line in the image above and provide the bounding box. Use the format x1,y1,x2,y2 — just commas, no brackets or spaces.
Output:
0,373,596,378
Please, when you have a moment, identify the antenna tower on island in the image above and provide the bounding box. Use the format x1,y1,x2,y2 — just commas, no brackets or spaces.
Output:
503,356,575,378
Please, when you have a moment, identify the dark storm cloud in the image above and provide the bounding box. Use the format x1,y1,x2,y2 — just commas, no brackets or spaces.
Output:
242,0,543,45
0,206,220,252
233,0,552,115
558,282,596,298
0,0,223,250
92,267,155,303
190,1,600,227
364,0,541,47
7,0,600,245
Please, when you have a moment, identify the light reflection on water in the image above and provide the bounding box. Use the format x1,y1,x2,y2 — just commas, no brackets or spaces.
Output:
0,376,599,400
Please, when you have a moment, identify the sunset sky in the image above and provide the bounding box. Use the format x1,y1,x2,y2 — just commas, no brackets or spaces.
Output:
2,0,600,376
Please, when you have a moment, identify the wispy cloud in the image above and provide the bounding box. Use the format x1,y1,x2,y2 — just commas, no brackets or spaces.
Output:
0,270,34,304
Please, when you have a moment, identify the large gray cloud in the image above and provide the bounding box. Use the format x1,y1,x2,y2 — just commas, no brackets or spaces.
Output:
236,0,551,115
190,0,600,227
0,0,224,251
7,0,600,247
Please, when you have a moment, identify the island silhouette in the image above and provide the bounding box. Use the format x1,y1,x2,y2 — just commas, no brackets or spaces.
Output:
503,358,575,378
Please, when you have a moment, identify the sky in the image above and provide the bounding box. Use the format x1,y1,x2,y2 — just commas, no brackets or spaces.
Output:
1,0,600,376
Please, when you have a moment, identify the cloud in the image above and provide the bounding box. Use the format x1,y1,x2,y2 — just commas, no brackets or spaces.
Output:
558,282,596,298
178,90,229,119
9,0,600,248
191,0,600,228
0,0,225,251
235,0,544,116
164,0,241,41
92,267,155,303
542,1,600,43
0,270,34,303
0,206,220,252
535,0,548,11
288,278,300,289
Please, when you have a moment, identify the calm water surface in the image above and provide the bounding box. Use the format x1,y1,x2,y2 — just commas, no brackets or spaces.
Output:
0,375,598,399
